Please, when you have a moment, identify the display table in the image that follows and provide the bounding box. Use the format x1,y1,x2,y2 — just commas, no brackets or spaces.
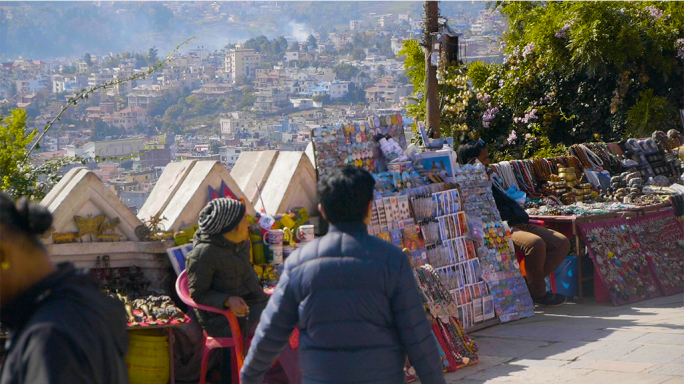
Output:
529,213,618,300
530,203,674,300
623,202,672,216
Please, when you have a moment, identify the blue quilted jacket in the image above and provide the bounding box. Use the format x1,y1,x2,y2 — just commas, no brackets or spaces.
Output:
241,222,446,384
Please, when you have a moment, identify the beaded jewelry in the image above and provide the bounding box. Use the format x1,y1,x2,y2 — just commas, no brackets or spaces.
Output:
577,144,604,169
497,161,519,190
532,158,553,181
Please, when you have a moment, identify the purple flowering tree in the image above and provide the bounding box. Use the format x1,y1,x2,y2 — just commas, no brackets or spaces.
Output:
458,1,684,161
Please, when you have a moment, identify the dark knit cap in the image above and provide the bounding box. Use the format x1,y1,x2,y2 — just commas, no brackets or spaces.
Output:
198,198,246,235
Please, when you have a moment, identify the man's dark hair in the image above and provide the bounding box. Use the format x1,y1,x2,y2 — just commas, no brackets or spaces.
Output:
317,166,375,223
456,140,485,165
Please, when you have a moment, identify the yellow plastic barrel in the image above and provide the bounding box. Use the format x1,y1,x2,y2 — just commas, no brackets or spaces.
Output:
126,330,170,384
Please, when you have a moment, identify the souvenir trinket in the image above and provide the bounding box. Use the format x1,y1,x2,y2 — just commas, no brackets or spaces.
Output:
580,218,661,306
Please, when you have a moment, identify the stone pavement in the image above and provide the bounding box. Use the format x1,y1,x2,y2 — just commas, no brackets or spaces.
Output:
442,293,684,384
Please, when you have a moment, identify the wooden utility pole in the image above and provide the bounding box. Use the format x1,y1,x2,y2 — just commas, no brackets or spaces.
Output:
424,1,440,139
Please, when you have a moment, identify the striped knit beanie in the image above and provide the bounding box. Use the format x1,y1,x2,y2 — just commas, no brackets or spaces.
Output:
198,198,246,235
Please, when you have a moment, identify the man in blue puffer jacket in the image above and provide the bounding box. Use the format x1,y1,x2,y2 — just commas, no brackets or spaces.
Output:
241,165,446,384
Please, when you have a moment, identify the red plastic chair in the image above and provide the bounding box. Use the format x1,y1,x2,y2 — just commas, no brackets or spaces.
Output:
514,219,557,293
176,270,245,384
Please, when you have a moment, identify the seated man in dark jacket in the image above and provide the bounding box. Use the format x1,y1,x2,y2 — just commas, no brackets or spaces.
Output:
241,166,446,384
457,141,569,306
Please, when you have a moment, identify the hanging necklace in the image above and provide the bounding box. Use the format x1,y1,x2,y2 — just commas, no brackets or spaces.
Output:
497,161,518,190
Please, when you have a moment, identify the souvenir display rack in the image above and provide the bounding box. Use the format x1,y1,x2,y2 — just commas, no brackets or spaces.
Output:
579,218,662,306
455,163,501,223
368,159,534,325
414,265,479,371
407,187,497,330
453,163,535,322
310,113,407,178
367,183,481,374
628,211,684,296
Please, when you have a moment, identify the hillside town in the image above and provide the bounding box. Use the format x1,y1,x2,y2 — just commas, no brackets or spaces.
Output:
2,2,684,384
0,3,505,212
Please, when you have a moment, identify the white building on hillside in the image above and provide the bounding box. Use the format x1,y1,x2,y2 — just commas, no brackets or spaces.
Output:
66,137,145,159
128,85,163,109
219,147,243,168
225,48,263,84
324,81,349,99
220,112,253,137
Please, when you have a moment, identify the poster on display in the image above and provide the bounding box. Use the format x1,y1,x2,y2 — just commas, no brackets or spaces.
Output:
418,150,458,183
166,243,194,275
453,163,534,322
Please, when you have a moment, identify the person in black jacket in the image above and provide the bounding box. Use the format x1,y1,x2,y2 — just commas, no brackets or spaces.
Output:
0,192,129,384
241,165,446,384
457,141,569,306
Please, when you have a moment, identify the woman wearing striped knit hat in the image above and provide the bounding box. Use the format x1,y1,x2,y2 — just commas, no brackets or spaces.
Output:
185,198,300,384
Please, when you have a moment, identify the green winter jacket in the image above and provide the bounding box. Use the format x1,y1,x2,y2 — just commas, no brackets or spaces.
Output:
185,232,269,335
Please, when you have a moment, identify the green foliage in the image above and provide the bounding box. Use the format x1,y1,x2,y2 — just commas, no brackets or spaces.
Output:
92,119,123,140
239,90,256,109
307,35,318,50
159,87,253,133
61,65,77,74
399,39,427,141
84,53,93,67
626,89,677,137
147,47,159,66
0,110,34,193
399,39,425,95
351,48,366,61
147,87,192,118
467,61,491,90
135,54,147,69
333,63,360,81
103,54,121,69
0,109,83,200
339,85,367,104
243,36,289,58
150,3,174,31
209,141,221,155
313,94,331,104
374,35,394,58
490,1,684,144
403,2,684,161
